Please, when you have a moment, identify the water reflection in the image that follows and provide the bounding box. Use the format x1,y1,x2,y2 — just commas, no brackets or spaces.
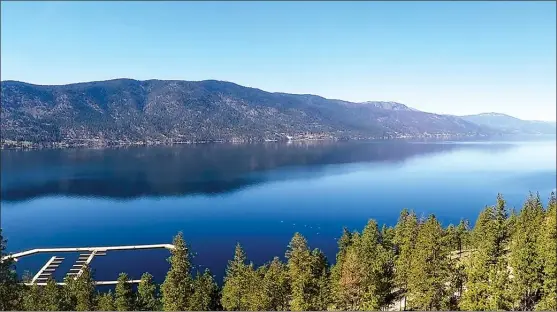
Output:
1,141,515,202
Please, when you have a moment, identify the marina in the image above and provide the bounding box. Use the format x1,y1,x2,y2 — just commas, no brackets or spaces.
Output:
2,244,175,286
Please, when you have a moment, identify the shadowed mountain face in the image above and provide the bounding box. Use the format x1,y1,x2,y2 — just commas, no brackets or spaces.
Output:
1,79,493,145
461,113,556,135
1,141,514,202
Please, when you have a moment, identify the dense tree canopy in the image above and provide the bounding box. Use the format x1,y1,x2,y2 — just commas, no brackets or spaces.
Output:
2,192,555,311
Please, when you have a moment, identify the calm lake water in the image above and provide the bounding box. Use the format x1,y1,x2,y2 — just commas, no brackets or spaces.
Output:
1,139,556,283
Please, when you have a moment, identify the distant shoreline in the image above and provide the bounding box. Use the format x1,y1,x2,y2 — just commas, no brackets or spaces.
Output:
2,133,554,151
0,133,503,150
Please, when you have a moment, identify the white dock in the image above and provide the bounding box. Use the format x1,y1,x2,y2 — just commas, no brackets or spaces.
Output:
24,280,143,286
32,256,64,284
2,243,175,286
2,244,175,261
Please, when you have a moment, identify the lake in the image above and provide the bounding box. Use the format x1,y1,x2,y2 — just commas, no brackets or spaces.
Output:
1,139,555,284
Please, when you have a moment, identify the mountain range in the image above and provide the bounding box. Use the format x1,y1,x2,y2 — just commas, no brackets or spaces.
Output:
460,112,556,135
0,79,553,148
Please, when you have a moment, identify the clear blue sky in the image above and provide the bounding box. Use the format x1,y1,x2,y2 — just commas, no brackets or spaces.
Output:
1,1,555,120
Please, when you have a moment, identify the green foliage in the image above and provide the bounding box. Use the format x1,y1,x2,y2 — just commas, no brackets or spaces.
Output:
285,233,320,311
309,248,331,310
23,283,44,311
3,192,557,311
161,232,194,311
43,277,62,311
536,192,557,311
221,243,254,311
260,257,290,311
330,227,354,310
460,195,513,311
136,272,159,311
393,209,419,310
72,265,96,311
0,229,23,310
407,215,451,310
189,269,220,311
509,193,546,310
115,272,135,311
334,220,394,310
97,290,115,311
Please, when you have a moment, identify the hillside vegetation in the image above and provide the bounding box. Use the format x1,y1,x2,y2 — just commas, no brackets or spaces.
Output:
1,79,492,148
1,192,555,311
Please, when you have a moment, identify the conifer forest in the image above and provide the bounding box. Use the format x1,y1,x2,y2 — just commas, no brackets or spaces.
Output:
1,192,556,311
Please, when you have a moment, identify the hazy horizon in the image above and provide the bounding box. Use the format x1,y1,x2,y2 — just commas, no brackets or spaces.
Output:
1,1,555,121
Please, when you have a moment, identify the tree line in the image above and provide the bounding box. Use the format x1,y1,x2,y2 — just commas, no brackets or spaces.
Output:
0,192,555,311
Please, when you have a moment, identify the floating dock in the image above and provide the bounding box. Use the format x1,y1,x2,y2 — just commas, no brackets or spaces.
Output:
2,244,175,286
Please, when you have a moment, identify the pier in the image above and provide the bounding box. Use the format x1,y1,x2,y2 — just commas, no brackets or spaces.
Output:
2,244,175,286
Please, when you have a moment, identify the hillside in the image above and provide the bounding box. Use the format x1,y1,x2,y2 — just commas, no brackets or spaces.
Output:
461,113,556,135
1,79,493,147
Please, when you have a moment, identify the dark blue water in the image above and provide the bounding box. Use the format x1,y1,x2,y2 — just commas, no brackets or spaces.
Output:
1,139,555,283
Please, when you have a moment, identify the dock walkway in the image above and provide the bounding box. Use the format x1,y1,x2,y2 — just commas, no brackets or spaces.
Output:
2,243,175,286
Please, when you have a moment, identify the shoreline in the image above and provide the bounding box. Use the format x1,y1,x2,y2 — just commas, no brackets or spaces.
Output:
0,133,496,150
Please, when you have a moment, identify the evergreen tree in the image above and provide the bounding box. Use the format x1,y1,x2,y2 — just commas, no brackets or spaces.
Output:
60,276,78,310
115,272,134,311
189,269,220,311
97,291,116,311
137,272,159,311
446,219,470,306
0,229,23,310
393,209,419,310
161,232,194,311
310,248,331,310
509,193,545,310
43,277,62,311
221,243,253,311
260,257,290,311
407,215,451,310
461,195,512,311
23,283,44,311
73,265,96,311
330,227,354,310
356,219,394,310
337,245,364,310
246,265,266,311
285,232,317,311
536,192,557,310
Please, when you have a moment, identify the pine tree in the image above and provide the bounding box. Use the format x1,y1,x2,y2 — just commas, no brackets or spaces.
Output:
461,195,512,311
246,265,266,311
509,193,546,310
23,283,44,311
310,248,331,310
137,272,159,311
356,219,394,310
450,219,470,305
161,232,194,311
260,257,290,311
393,209,419,310
60,276,77,310
337,245,365,310
97,291,116,311
73,265,96,311
286,232,317,311
407,215,451,310
0,229,23,310
43,277,62,311
536,192,557,310
115,272,134,311
189,269,220,311
221,243,253,311
330,227,354,310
